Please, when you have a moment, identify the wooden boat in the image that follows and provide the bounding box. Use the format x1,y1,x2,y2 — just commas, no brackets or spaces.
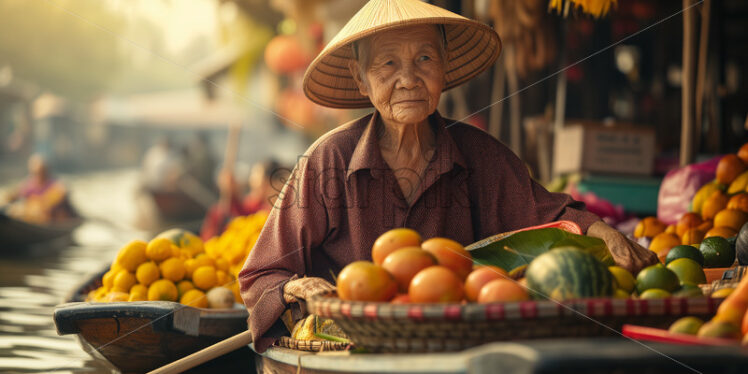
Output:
53,268,252,373
255,338,748,373
0,212,81,248
134,187,208,234
148,189,207,222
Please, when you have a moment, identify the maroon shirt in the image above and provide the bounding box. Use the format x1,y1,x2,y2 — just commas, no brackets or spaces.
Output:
239,111,601,352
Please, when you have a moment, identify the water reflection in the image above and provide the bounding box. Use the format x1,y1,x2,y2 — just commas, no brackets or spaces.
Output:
0,169,148,373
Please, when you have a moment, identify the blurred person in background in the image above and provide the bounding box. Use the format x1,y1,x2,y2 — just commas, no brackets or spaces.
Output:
3,154,77,223
242,159,284,214
200,158,285,240
182,133,216,192
141,137,184,192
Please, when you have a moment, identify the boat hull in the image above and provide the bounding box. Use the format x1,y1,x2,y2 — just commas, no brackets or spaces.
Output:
0,212,80,247
54,269,252,373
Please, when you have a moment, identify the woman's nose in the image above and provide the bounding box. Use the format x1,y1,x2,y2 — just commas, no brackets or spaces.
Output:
395,63,419,89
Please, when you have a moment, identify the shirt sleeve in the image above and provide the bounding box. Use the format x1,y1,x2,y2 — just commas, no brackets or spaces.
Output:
238,155,329,353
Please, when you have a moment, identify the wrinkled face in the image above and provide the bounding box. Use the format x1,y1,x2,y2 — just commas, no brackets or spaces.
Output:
349,25,446,125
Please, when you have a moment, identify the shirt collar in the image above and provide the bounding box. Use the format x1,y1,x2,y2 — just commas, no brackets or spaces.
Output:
346,111,467,180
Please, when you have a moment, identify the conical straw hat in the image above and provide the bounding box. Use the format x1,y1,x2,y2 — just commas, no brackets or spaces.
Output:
303,0,502,109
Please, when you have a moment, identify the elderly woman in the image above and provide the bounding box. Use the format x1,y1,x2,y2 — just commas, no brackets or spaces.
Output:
240,0,657,352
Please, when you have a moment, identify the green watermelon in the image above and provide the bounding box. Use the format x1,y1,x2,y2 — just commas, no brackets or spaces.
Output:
525,246,614,301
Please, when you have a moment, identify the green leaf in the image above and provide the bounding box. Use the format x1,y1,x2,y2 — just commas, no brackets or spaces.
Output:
468,228,614,272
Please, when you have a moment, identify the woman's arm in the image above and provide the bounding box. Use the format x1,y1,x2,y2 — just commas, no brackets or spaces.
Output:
237,157,333,353
483,141,656,273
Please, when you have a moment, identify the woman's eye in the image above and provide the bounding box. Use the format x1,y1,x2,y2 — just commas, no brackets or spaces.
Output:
418,55,432,62
384,60,394,66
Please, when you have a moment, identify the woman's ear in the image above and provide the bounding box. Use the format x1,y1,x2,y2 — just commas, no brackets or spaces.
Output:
348,60,368,97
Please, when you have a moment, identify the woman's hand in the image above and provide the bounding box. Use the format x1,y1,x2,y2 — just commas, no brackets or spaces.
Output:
587,221,659,274
283,277,336,304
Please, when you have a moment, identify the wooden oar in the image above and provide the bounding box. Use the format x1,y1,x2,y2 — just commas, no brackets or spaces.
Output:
147,330,253,374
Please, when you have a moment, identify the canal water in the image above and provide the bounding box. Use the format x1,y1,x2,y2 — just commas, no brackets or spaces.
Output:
0,169,152,373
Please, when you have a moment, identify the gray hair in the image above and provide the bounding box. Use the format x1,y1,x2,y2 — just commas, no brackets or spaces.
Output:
350,24,448,74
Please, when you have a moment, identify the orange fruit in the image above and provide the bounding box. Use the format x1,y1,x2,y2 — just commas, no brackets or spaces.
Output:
728,193,748,213
145,237,173,262
676,213,703,237
408,266,464,303
634,217,667,238
705,226,738,239
649,233,681,253
701,190,729,221
738,143,748,165
371,228,422,265
128,284,148,301
421,237,473,280
656,248,670,264
102,269,117,290
184,258,198,279
192,265,218,290
135,261,160,286
159,258,186,282
381,247,437,292
337,261,398,302
714,209,748,232
464,266,509,301
147,279,178,301
665,224,677,235
115,240,148,272
215,270,231,286
680,228,705,246
176,280,195,298
112,270,136,293
105,291,130,302
193,254,216,269
477,279,529,303
180,289,208,308
215,257,230,272
696,220,713,233
717,154,746,185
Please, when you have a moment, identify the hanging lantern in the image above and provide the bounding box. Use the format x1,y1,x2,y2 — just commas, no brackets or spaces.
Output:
264,35,313,74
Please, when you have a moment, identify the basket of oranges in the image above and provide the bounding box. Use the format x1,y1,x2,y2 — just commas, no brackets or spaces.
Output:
307,226,723,353
83,212,268,308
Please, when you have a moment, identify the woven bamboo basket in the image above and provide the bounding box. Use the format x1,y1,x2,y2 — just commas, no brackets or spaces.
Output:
275,336,351,352
308,295,722,353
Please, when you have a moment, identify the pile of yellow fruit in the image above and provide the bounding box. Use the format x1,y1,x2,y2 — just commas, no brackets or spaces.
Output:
635,142,748,256
87,211,268,308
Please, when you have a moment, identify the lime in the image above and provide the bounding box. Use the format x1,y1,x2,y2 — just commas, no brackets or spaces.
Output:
613,288,630,299
697,320,742,340
668,316,704,335
635,263,680,294
640,288,671,299
608,266,635,293
700,236,736,268
711,287,734,298
666,258,707,285
673,283,703,297
665,245,704,266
